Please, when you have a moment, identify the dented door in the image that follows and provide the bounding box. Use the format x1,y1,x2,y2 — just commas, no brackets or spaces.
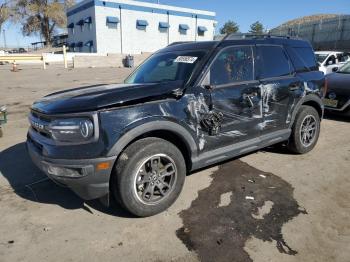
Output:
255,45,298,134
200,45,263,149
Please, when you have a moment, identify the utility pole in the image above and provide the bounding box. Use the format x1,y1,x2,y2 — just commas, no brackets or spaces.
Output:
3,29,6,49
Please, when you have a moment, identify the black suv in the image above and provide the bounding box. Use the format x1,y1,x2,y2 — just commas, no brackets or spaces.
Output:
27,35,325,217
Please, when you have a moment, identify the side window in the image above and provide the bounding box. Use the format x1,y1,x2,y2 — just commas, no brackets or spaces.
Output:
337,53,349,63
256,46,292,79
208,46,254,86
288,47,318,72
326,55,336,66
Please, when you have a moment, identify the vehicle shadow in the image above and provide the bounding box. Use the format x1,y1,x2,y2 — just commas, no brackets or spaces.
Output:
0,142,133,218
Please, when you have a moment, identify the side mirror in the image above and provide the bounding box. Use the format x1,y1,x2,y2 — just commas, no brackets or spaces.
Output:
332,67,338,72
327,61,333,66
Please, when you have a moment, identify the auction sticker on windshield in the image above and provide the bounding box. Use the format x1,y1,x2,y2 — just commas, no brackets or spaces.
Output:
174,56,198,64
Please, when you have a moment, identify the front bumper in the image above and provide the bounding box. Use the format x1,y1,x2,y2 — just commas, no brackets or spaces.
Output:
26,138,116,200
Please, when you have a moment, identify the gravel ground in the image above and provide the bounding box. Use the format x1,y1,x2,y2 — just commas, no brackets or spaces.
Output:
0,64,349,262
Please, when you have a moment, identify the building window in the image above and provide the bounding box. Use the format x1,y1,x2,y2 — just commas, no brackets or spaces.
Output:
159,22,170,33
67,23,75,34
179,24,189,35
76,42,83,52
106,16,120,29
137,20,149,30
85,41,94,53
69,43,76,52
84,17,92,30
198,26,207,36
76,20,84,32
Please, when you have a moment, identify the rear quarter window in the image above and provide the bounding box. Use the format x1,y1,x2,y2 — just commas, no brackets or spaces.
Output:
256,46,293,79
288,47,318,72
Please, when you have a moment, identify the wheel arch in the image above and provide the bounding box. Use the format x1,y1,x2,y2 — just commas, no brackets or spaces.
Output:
289,94,324,128
106,120,198,171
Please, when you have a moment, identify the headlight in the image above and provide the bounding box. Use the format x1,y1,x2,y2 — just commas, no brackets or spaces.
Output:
48,118,94,142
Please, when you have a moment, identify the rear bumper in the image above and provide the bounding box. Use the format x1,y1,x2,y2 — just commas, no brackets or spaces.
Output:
26,138,116,200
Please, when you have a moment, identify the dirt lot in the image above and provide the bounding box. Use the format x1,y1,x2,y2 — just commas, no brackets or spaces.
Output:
0,64,349,262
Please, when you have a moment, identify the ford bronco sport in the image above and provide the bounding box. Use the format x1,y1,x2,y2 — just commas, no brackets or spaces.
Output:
27,34,325,217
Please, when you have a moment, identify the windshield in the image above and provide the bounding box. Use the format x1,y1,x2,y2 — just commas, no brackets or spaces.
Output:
315,53,329,64
125,50,206,84
338,62,350,73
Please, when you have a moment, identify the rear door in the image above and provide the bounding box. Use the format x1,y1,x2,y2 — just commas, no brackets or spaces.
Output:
255,45,300,134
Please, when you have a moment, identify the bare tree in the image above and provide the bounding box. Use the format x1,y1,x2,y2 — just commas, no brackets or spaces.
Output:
14,0,75,46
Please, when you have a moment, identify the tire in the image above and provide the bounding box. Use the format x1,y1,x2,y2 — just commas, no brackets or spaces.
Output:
287,105,320,154
111,137,186,217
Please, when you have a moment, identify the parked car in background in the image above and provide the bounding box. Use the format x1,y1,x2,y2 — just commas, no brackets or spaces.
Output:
27,35,325,217
18,48,27,53
324,61,350,115
315,51,350,75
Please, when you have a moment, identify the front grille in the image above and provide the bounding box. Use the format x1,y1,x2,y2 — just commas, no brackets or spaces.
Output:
29,110,53,139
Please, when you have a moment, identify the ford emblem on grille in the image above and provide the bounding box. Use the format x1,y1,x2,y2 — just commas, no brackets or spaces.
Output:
328,92,337,100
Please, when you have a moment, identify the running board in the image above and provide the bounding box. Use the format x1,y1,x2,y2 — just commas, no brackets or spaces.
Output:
191,129,291,171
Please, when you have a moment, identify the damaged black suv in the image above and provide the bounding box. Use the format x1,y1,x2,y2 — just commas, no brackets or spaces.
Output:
27,34,325,217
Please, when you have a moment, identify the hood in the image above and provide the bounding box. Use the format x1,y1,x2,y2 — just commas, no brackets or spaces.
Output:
327,72,350,95
31,81,184,114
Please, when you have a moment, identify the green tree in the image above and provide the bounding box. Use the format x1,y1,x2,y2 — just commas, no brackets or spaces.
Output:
249,21,264,35
14,0,75,46
220,20,240,35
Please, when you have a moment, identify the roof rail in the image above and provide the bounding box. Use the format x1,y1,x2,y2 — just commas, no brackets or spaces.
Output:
225,33,297,41
167,41,192,47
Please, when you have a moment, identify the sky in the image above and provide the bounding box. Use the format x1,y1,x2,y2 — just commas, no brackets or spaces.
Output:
1,0,350,48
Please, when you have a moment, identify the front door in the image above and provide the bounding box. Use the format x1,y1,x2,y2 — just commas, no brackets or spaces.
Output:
201,45,263,150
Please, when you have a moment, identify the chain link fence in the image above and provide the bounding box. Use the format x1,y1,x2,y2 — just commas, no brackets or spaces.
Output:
270,15,350,51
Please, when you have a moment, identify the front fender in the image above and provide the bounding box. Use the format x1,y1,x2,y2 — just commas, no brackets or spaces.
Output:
106,119,198,159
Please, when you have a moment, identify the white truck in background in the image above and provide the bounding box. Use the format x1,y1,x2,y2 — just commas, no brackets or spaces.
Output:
315,51,350,75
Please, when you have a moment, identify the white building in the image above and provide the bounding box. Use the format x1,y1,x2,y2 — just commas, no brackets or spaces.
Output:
66,0,216,54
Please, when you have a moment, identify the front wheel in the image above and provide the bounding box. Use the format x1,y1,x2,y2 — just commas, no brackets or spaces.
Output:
111,137,186,217
287,105,321,154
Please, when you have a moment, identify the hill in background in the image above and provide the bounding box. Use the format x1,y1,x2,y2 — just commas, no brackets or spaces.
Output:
276,14,343,28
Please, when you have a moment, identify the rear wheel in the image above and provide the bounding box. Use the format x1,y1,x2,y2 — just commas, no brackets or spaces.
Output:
111,137,186,217
287,105,320,154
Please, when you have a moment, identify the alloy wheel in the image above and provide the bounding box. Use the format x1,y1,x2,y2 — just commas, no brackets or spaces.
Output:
134,154,177,205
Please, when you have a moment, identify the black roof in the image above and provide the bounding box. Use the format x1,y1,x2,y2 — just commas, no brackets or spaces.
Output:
160,41,219,53
159,34,311,53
